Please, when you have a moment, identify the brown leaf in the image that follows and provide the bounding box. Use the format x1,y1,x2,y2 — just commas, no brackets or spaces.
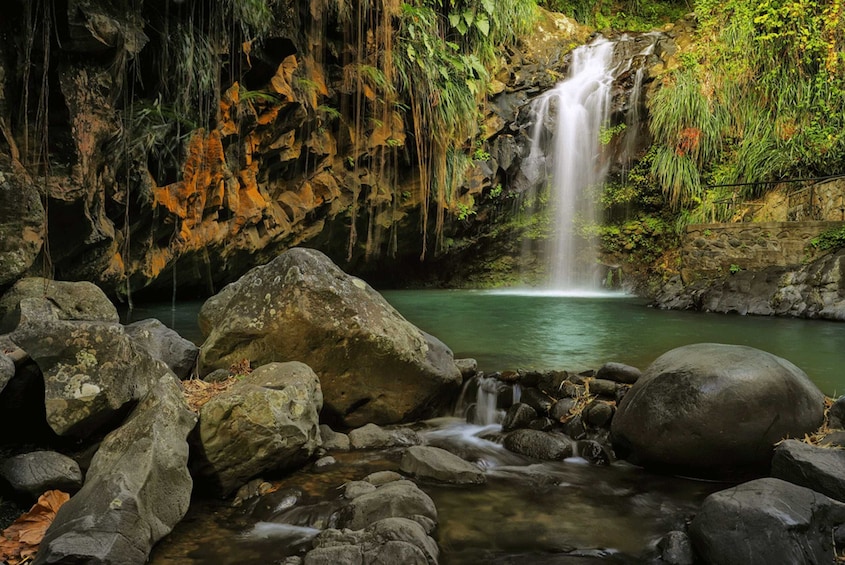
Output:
0,490,70,563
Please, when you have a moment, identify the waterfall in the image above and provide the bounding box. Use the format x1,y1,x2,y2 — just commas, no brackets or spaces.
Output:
525,36,653,291
473,376,504,426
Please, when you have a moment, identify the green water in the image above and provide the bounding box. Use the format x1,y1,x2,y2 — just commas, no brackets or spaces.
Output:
381,289,845,396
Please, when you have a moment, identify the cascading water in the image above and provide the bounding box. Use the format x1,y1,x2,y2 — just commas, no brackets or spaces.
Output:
524,36,655,291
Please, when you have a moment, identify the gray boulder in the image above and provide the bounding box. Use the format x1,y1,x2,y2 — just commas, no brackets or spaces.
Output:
11,298,169,437
33,374,196,565
340,479,437,532
596,362,641,384
399,445,486,485
611,343,825,476
192,361,323,495
308,517,438,565
830,395,845,429
0,451,83,498
503,429,573,460
0,277,118,332
689,478,845,565
657,531,694,565
197,248,461,426
454,358,478,380
501,403,537,431
125,318,198,379
319,424,351,451
772,440,845,502
0,352,13,394
348,423,420,450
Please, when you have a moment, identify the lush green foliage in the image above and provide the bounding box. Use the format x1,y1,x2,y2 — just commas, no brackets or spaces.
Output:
810,225,845,251
648,0,845,210
539,0,688,31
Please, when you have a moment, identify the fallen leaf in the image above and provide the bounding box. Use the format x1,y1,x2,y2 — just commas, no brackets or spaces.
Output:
0,490,69,564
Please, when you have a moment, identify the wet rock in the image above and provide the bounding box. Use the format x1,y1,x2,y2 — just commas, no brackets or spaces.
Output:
349,423,419,450
125,318,199,379
503,429,573,460
0,451,83,498
576,440,611,465
198,248,462,426
537,370,568,395
550,398,576,421
0,277,118,332
519,387,553,415
192,361,323,495
772,440,845,502
314,456,336,469
587,378,618,397
320,424,351,451
232,478,274,507
203,368,231,383
657,530,694,565
583,400,614,427
34,374,196,565
596,362,641,384
340,480,438,532
611,344,825,477
689,478,845,565
304,545,362,565
562,414,586,440
309,517,438,565
501,402,537,432
560,381,585,398
527,417,554,431
454,358,478,380
11,298,168,437
399,445,486,485
820,431,845,447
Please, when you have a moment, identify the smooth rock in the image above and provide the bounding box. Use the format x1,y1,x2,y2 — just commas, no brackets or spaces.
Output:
0,451,82,498
454,358,478,380
11,298,168,437
304,545,363,565
192,361,323,495
501,403,537,432
197,248,462,426
611,343,825,476
314,456,336,469
364,471,403,486
33,374,196,565
345,481,376,500
587,378,618,397
341,480,437,532
772,440,845,502
550,398,576,421
527,417,554,431
584,401,614,427
503,429,573,460
125,318,198,379
830,396,845,429
319,424,351,451
399,445,486,485
518,387,552,415
689,478,845,565
596,362,641,384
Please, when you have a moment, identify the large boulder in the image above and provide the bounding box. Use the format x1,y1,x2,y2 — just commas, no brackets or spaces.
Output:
0,352,13,394
191,361,323,495
689,478,845,565
772,440,845,502
0,451,83,498
197,248,462,426
611,343,825,476
33,374,196,565
0,277,118,333
399,445,486,485
307,517,439,565
10,298,169,437
340,479,438,532
124,318,198,379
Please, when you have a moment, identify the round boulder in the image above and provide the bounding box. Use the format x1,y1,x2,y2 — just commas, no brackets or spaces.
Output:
611,343,825,476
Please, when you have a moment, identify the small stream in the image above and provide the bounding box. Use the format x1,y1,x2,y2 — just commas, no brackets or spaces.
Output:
135,290,843,563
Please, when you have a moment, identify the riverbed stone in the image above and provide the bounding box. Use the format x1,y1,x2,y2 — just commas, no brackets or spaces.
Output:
611,343,825,476
0,353,13,394
829,396,845,429
192,361,323,495
0,451,83,498
320,424,351,451
576,439,611,465
502,402,537,431
399,445,486,485
550,398,576,421
125,318,198,379
340,479,437,532
584,400,614,427
503,429,573,460
10,297,169,437
587,378,618,397
562,414,586,440
596,362,641,384
454,358,478,380
527,417,554,431
657,531,694,565
33,374,196,565
364,471,403,486
348,423,420,450
345,481,377,500
519,387,553,415
0,277,118,333
197,248,462,427
689,478,845,565
308,517,438,565
772,440,845,502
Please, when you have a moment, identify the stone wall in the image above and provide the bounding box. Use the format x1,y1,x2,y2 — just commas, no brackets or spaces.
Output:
681,221,845,282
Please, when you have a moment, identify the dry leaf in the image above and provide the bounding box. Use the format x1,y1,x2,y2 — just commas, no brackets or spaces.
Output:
0,490,70,564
